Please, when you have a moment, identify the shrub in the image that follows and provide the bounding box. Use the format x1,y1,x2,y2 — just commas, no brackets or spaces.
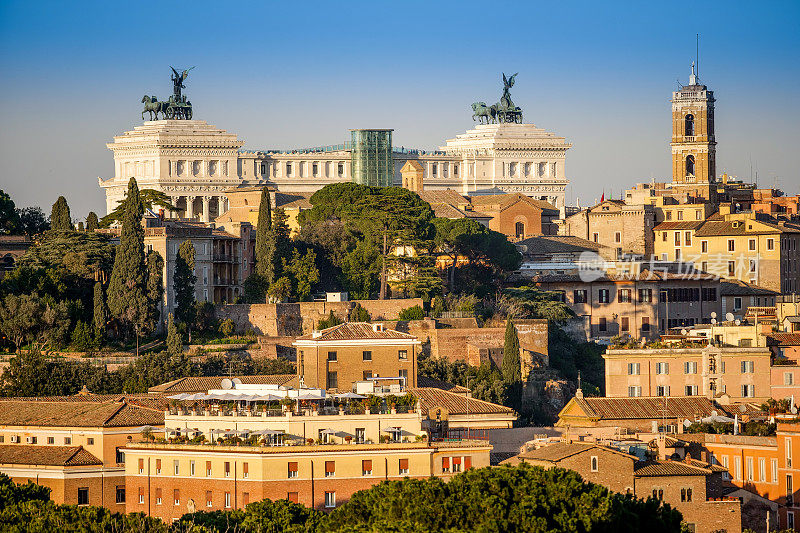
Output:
398,305,425,321
219,318,236,338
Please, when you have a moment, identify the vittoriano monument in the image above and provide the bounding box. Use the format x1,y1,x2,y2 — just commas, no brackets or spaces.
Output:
141,66,195,120
471,72,524,125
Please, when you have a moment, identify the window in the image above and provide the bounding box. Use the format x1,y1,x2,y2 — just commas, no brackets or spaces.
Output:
728,239,735,252
156,488,162,505
680,487,693,502
224,462,230,478
598,289,610,303
621,316,630,332
789,511,795,529
47,436,54,444
399,369,408,383
767,238,774,251
327,351,337,362
641,317,650,332
598,317,607,332
337,162,344,177
138,458,144,474
206,491,213,508
286,162,292,176
325,491,336,508
627,362,640,375
701,240,708,253
224,492,231,508
666,211,673,221
174,460,180,475
662,231,668,242
638,288,652,303
190,460,195,476
116,486,125,504
773,459,778,483
788,474,794,506
674,231,681,246
615,232,621,243
696,210,702,220
734,296,742,311
87,438,94,445
326,371,338,389
453,457,462,472
243,492,250,505
747,456,754,481
64,437,71,445
242,462,249,478
741,361,754,373
356,428,365,443
760,458,766,482
786,372,795,386
362,459,372,476
686,155,695,176
684,361,698,374
678,210,684,221
592,232,599,243
515,221,525,239
138,488,145,504
628,386,642,397
325,461,335,477
685,385,698,396
656,385,670,396
685,231,691,246
574,290,588,304
750,259,757,273
685,114,694,136
741,384,755,398
174,489,180,506
618,289,631,303
655,362,669,375
77,488,89,505
652,488,664,500
590,456,598,472
288,461,298,478
398,350,408,360
287,492,298,503
734,456,742,480
399,458,409,475
206,461,212,476
113,448,124,464
362,350,372,361
362,370,373,381
442,457,450,472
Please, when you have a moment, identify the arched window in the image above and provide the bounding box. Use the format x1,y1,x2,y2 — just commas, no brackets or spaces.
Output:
686,155,695,177
685,114,695,137
515,221,525,239
590,456,598,472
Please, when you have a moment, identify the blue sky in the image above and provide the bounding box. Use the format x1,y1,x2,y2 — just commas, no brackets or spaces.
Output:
1,0,798,218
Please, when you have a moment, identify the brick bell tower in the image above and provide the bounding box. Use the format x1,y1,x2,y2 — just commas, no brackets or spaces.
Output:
671,63,716,192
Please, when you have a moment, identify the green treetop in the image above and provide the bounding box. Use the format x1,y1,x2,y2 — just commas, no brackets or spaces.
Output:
0,189,21,235
502,317,521,384
50,196,72,232
106,178,148,340
145,250,164,333
165,313,182,357
99,189,176,228
93,281,107,340
85,212,99,232
173,240,197,325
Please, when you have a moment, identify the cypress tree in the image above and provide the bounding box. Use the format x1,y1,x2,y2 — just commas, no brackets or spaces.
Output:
77,221,85,232
93,281,107,341
502,317,521,384
173,240,197,325
166,313,182,357
107,178,147,343
255,186,276,283
50,196,72,231
145,250,164,333
86,212,99,232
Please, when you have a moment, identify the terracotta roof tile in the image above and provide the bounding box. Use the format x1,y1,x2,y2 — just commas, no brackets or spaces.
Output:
769,333,800,346
417,190,469,207
0,445,102,467
634,460,711,477
416,376,470,394
0,400,164,428
517,235,612,255
410,387,515,416
148,374,297,393
295,322,420,342
572,396,719,420
719,279,778,296
654,221,705,231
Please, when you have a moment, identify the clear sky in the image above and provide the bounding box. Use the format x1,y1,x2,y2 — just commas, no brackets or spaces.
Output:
1,0,798,219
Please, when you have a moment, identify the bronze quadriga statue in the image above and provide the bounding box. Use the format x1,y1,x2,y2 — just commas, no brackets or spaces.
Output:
471,72,523,125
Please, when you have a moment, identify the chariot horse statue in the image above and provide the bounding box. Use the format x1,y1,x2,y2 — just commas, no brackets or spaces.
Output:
470,72,523,124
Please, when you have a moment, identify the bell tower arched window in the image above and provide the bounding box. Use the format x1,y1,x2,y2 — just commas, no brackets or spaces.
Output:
515,221,525,239
685,114,695,137
686,155,695,177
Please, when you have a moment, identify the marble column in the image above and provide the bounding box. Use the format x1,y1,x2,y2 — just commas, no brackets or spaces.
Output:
186,196,195,219
202,196,211,223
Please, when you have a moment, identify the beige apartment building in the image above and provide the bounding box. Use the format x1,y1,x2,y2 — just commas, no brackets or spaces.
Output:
529,270,722,341
0,396,165,508
293,322,421,392
654,207,800,294
603,345,772,402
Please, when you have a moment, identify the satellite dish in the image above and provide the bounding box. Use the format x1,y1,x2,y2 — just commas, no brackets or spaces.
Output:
221,378,233,390
232,378,242,386
711,410,718,416
710,312,717,319
725,312,734,322
711,318,717,325
735,319,741,326
792,405,798,415
740,404,747,413
681,329,688,336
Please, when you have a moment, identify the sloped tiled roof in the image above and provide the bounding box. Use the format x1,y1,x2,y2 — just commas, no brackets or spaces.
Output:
0,400,164,428
654,221,705,231
571,396,719,421
295,322,420,342
410,388,515,416
148,374,297,393
416,376,470,394
634,460,711,477
768,333,800,346
469,193,557,212
417,190,470,207
719,279,778,296
0,445,102,467
694,219,799,237
516,235,611,254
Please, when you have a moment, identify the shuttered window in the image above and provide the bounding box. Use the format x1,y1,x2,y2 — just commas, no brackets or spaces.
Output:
288,462,298,478
464,456,472,470
242,462,249,478
362,460,372,475
138,458,144,473
325,461,335,477
287,492,299,503
442,457,450,471
399,458,409,474
155,459,161,473
206,491,212,507
206,461,212,476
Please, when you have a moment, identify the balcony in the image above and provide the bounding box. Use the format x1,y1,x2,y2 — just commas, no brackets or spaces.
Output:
212,276,238,286
213,253,238,263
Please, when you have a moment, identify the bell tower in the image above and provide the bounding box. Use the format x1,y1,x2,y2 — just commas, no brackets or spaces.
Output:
671,63,716,186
